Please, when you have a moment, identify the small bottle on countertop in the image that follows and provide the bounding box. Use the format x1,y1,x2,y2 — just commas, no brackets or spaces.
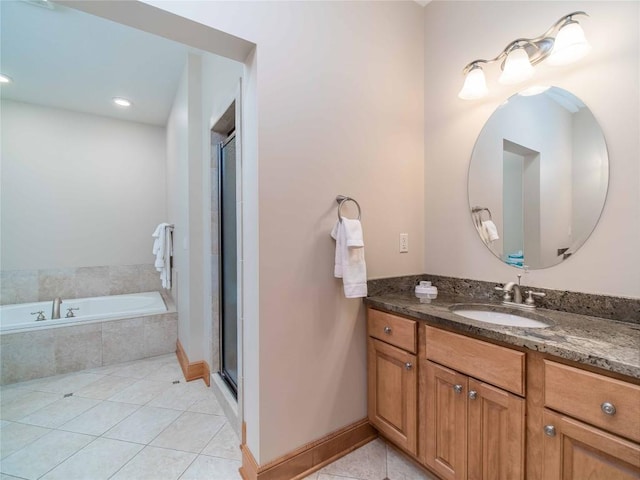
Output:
415,281,438,303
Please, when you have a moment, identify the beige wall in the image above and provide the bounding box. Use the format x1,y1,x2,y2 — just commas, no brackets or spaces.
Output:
1,100,166,271
424,1,640,298
145,0,425,464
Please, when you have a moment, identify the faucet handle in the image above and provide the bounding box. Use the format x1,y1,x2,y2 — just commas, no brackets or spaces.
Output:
31,311,46,321
494,285,512,302
65,307,80,318
524,290,546,306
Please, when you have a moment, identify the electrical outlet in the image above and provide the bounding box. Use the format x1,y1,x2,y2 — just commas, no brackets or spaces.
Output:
399,233,409,253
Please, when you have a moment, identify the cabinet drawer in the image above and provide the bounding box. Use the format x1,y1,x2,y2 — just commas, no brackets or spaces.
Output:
544,360,640,442
425,326,525,396
368,309,417,353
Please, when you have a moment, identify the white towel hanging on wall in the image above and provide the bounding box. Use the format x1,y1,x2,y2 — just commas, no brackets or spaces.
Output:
331,218,367,299
152,223,173,289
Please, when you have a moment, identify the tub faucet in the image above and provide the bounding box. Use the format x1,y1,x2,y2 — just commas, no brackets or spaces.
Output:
52,297,63,319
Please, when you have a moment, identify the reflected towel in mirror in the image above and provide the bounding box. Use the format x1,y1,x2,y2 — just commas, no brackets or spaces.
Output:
481,220,500,242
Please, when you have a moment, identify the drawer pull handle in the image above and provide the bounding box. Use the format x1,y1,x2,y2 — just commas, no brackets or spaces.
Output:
405,362,413,371
453,384,463,394
544,425,556,437
383,326,392,334
468,390,477,400
601,402,616,416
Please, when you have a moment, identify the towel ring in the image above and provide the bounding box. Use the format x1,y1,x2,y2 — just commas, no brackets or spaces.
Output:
471,206,492,221
336,195,362,222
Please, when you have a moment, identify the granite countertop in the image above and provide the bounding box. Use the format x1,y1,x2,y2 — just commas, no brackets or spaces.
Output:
364,293,640,380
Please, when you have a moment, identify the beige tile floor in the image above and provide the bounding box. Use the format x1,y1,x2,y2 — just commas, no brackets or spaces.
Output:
0,354,435,480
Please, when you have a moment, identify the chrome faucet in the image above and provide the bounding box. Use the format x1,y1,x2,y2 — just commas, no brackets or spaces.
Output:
52,297,63,319
495,275,546,309
502,281,523,304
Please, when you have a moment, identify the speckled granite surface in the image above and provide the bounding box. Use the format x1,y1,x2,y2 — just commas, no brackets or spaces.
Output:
367,274,640,323
364,292,640,379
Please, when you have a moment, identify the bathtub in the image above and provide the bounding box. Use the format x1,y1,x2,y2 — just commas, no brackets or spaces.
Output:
1,290,177,384
0,291,167,334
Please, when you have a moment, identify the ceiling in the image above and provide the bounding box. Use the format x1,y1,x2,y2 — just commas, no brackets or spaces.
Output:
0,0,197,126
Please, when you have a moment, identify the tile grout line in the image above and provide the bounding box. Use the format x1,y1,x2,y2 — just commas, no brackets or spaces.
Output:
35,432,100,479
2,356,240,480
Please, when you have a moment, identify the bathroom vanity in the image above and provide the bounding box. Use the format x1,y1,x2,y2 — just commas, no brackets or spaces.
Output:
365,293,640,480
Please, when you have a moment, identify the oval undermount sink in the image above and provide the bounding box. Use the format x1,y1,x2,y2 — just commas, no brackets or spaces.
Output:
448,304,550,328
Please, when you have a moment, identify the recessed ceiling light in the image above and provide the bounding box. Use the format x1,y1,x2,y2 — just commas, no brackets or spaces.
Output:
0,74,13,84
113,97,132,108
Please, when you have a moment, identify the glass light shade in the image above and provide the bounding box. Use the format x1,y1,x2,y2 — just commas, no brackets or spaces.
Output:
547,22,591,66
499,47,535,85
458,66,488,100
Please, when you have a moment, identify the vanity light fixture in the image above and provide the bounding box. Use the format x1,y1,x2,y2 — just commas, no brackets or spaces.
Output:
0,74,13,84
112,97,132,108
458,11,591,100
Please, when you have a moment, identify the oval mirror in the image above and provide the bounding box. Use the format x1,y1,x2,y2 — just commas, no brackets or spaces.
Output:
468,86,609,269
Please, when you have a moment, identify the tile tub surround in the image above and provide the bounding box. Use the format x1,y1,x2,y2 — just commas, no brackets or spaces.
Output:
0,312,178,385
0,264,165,306
364,292,640,379
367,274,640,323
0,354,431,480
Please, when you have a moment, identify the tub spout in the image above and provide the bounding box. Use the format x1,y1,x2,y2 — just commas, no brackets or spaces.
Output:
52,297,63,320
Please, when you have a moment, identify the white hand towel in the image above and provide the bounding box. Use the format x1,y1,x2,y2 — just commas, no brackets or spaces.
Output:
343,218,364,247
481,220,499,242
152,223,172,289
331,219,367,298
330,220,344,278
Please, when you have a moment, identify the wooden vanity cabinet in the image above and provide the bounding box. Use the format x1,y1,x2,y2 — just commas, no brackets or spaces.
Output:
542,409,640,480
366,307,640,480
540,360,640,480
424,328,525,480
367,311,418,454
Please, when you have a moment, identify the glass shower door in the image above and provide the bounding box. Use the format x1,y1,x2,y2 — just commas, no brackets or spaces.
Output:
219,133,238,396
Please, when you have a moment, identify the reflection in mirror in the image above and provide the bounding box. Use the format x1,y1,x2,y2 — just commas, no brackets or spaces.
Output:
468,86,608,270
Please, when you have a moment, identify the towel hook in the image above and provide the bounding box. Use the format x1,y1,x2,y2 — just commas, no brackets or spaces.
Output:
336,195,362,222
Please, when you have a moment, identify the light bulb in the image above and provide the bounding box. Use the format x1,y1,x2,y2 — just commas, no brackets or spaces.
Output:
547,21,591,66
499,47,535,85
0,74,12,84
458,66,488,100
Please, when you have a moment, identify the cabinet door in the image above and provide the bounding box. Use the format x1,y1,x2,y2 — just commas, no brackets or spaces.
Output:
542,409,640,480
367,337,417,454
467,378,525,480
425,360,467,480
